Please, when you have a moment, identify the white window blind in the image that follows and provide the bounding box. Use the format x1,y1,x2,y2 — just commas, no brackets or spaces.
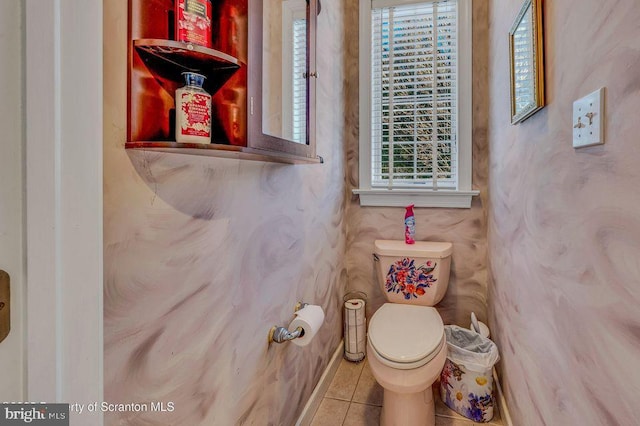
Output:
292,18,307,144
371,0,458,190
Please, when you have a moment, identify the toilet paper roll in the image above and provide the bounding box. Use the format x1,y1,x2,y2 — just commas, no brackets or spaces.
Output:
344,299,366,324
289,304,325,347
344,298,366,358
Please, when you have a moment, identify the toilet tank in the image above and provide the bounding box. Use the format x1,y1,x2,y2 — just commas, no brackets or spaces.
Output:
374,240,452,306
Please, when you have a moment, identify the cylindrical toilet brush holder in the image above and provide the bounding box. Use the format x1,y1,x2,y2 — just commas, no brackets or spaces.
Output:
343,291,367,362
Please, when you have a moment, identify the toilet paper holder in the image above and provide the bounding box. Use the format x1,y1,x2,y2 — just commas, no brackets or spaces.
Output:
268,302,308,344
343,291,367,362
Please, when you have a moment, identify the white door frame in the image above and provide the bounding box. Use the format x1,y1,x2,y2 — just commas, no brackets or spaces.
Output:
0,0,26,403
25,1,103,424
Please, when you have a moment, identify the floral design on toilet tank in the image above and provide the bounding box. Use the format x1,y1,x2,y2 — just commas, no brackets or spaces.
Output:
385,258,437,299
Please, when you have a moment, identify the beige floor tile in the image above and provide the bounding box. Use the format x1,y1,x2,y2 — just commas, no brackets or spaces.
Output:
310,398,350,426
325,358,365,401
315,361,503,426
343,402,382,426
352,361,384,407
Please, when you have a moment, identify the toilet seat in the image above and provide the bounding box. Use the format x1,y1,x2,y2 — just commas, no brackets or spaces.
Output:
368,303,445,370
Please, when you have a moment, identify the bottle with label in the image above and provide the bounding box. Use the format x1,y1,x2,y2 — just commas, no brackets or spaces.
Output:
175,72,211,144
404,204,416,244
175,0,212,48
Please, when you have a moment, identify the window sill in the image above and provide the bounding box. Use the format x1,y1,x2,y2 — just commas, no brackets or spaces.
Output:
352,188,480,208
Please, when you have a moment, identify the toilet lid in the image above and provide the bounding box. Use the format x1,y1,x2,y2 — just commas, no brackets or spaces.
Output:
368,304,444,366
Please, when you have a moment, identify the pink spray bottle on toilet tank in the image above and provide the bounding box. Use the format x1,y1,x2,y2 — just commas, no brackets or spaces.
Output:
404,204,415,244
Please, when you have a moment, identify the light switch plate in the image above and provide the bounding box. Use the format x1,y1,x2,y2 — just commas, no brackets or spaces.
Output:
573,87,605,148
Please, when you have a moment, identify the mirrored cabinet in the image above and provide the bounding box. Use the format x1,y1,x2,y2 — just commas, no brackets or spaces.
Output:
248,0,318,159
126,0,321,164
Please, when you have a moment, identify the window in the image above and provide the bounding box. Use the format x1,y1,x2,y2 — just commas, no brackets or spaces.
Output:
355,0,478,208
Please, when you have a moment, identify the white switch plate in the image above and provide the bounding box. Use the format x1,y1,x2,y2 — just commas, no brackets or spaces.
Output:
573,88,605,148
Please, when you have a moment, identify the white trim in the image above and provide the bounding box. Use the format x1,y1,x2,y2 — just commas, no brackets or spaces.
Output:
353,189,479,208
457,0,473,192
295,341,344,426
26,0,59,400
0,0,26,401
26,0,103,423
359,0,374,192
356,0,477,208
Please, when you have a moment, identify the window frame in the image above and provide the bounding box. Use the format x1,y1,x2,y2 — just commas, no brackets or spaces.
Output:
354,0,478,208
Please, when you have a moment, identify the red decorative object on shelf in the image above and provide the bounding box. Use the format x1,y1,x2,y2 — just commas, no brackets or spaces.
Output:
175,0,213,48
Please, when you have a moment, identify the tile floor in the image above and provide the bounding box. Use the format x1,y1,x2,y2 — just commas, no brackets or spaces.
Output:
310,358,503,426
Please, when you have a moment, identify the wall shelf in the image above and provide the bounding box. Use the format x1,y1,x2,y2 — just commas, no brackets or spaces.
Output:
134,38,240,73
125,142,322,164
132,39,241,98
127,1,318,163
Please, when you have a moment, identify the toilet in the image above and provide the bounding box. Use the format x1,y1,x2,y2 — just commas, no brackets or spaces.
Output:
367,240,453,426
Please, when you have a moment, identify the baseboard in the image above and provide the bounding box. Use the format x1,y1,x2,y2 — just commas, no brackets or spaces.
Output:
295,340,344,426
493,367,513,426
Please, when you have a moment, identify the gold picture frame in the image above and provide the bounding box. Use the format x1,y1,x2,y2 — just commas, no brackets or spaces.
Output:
509,0,544,124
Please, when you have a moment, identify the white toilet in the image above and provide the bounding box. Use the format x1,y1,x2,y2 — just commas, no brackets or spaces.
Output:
367,240,453,426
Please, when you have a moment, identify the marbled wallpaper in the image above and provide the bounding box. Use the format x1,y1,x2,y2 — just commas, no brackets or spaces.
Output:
344,0,490,327
487,0,640,424
103,0,348,424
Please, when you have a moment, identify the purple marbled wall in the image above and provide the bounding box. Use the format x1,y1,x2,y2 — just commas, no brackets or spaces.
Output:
344,0,490,326
103,1,348,424
488,0,640,424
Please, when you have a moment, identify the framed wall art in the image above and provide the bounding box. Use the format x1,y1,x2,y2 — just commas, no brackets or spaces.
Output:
509,0,544,124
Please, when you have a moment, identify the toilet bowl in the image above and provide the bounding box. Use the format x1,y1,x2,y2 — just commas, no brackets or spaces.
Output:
367,303,447,426
369,240,453,426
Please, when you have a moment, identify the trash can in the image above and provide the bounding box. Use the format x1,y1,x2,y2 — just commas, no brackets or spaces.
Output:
440,325,500,423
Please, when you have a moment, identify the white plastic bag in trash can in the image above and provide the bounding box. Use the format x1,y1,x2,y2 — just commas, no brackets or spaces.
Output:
440,325,500,423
